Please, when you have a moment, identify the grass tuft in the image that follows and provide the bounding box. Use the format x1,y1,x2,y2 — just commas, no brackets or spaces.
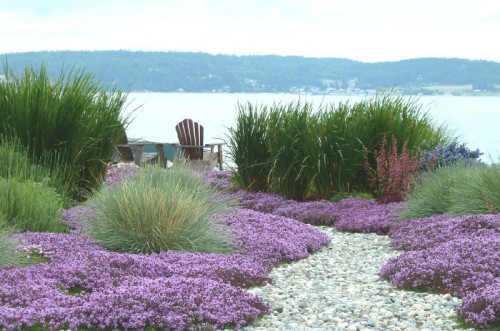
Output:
87,163,237,254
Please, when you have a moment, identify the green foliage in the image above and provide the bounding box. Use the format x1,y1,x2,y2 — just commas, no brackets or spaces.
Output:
0,138,71,207
0,62,130,201
399,161,500,219
226,102,271,191
0,213,51,267
0,177,66,233
228,92,451,201
447,162,500,215
267,101,312,201
87,164,237,254
0,214,23,266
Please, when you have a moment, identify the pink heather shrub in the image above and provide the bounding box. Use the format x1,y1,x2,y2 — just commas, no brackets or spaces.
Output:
0,203,330,330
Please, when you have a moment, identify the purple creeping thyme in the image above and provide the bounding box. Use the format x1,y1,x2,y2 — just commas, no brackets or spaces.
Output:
203,170,236,192
379,235,499,297
388,213,500,251
238,192,403,233
0,201,330,330
61,206,96,234
104,163,140,187
332,197,403,234
221,209,331,266
457,282,500,329
380,213,500,329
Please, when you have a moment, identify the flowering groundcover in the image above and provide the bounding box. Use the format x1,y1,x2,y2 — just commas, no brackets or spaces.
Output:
382,214,500,329
0,206,329,330
3,167,499,329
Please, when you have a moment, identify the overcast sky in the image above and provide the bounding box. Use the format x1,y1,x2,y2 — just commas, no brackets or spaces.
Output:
1,0,499,63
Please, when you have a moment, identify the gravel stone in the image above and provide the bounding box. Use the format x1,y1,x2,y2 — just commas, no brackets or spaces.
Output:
239,226,474,331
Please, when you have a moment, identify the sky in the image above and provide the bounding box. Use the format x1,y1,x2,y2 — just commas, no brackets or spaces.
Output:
1,0,500,63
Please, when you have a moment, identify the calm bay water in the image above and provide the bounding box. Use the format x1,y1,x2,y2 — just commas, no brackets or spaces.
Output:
125,93,500,162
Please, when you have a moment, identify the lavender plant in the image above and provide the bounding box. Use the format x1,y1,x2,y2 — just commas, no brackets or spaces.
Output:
420,140,482,172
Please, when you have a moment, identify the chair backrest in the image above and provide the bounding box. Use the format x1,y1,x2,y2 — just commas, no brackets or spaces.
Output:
175,118,204,159
116,132,135,162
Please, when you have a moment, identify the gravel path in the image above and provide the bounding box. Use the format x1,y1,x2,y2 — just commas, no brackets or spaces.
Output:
240,226,475,331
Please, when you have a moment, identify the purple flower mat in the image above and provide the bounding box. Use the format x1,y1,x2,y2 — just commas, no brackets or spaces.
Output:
1,168,498,330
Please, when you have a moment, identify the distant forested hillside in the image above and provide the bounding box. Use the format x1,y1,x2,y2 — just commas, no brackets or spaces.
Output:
2,50,500,94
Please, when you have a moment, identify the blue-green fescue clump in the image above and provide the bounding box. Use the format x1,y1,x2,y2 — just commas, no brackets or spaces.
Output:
87,163,237,254
420,141,483,171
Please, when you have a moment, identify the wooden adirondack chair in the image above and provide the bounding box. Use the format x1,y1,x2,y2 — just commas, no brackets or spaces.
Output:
172,118,223,170
114,133,166,168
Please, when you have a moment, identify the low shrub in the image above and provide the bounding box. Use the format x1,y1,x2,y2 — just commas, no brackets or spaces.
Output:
0,196,330,330
87,164,237,254
447,163,500,216
0,177,66,233
364,134,421,203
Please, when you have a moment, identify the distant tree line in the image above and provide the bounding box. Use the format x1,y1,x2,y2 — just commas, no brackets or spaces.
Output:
2,50,500,93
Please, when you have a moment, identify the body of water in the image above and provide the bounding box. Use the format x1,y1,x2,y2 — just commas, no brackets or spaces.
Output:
125,93,500,163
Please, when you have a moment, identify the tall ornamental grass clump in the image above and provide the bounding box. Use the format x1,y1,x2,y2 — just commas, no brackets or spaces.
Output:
352,92,451,190
0,177,66,233
267,101,312,201
0,62,130,201
399,161,500,219
227,91,451,200
87,164,237,254
226,102,271,192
